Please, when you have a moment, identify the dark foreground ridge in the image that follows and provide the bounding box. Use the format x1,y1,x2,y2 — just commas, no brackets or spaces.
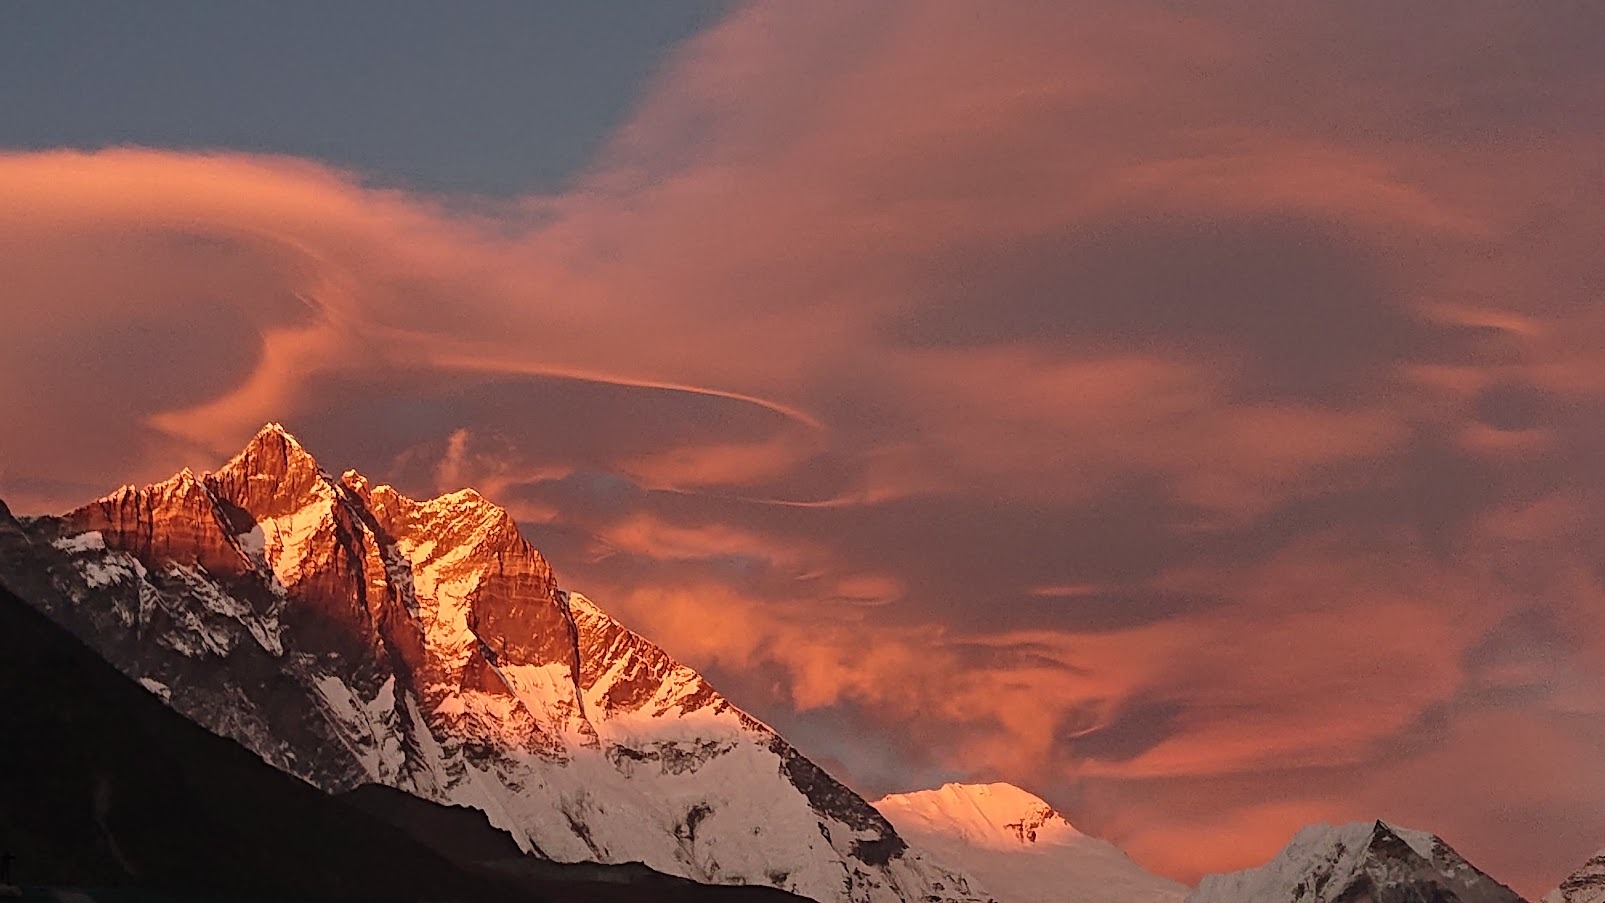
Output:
0,574,800,902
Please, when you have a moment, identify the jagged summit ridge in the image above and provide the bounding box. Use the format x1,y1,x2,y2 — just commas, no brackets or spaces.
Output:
3,424,979,903
1186,820,1525,903
214,423,511,525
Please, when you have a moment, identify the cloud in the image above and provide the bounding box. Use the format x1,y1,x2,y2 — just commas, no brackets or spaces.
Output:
4,1,1605,897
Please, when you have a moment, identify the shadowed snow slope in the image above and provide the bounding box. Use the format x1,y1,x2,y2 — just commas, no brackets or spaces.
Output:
874,782,1186,903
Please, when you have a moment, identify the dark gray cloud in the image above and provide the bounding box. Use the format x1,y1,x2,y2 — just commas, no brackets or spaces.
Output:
1058,700,1186,764
896,215,1410,398
1474,383,1547,432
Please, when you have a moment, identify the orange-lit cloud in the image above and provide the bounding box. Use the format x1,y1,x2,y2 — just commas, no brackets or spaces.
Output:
6,1,1605,897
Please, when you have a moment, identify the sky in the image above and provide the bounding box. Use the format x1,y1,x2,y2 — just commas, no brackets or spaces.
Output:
2,2,1604,896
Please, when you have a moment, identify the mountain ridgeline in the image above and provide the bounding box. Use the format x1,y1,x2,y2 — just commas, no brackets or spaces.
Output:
0,424,978,903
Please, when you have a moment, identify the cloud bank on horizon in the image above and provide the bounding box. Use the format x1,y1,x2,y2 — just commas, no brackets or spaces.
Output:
3,1,1605,895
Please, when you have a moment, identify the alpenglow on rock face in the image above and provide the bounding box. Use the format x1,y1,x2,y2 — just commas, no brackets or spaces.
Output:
1545,850,1605,903
1186,820,1527,903
0,424,981,903
874,782,1186,903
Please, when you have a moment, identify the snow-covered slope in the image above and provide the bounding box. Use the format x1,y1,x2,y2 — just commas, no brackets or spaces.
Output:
874,782,1186,903
1545,850,1605,903
0,424,981,903
1187,820,1525,903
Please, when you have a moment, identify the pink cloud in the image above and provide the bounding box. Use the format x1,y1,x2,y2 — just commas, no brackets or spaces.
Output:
4,2,1605,896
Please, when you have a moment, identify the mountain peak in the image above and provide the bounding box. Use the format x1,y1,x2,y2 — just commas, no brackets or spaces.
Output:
1187,819,1523,903
1545,848,1605,903
1364,819,1439,859
228,422,320,471
938,781,1048,802
928,781,1059,813
210,423,331,520
339,468,372,503
429,485,494,508
875,781,1082,850
873,781,1187,903
381,485,518,544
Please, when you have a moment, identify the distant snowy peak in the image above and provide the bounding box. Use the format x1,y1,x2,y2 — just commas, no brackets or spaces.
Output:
873,783,1187,903
1545,849,1605,903
875,783,1082,851
1187,820,1525,903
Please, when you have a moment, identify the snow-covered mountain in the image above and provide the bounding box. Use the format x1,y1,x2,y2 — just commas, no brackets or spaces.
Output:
0,424,982,903
1187,820,1526,903
1545,850,1605,903
873,782,1186,903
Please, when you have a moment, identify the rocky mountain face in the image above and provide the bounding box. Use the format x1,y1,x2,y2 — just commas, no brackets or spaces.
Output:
0,424,980,903
874,783,1186,903
1545,850,1605,903
1186,820,1527,903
